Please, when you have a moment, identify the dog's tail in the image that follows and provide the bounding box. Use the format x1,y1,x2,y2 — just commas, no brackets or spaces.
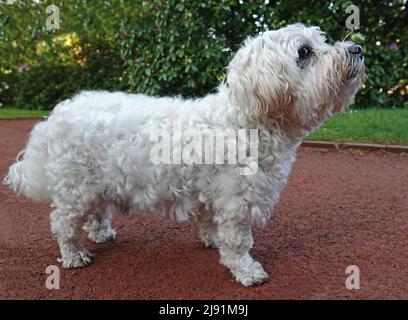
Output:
3,121,52,203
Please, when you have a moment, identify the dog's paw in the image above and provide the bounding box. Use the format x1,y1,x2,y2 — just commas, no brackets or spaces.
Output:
201,236,220,249
232,261,269,286
59,250,93,268
88,228,116,244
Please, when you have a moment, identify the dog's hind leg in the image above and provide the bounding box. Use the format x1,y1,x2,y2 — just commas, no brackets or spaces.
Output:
86,206,116,244
215,205,268,286
50,208,92,268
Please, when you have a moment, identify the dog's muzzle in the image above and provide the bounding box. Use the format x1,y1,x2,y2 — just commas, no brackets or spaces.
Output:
348,44,362,57
346,44,364,80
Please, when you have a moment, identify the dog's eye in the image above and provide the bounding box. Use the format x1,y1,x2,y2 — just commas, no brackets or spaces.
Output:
298,46,312,60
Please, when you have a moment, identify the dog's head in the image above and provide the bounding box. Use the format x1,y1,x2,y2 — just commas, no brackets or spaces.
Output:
226,24,365,130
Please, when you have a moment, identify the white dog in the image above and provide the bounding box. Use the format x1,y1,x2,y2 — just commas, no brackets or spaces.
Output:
4,24,364,286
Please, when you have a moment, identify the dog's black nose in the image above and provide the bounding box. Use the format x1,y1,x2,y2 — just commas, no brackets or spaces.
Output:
348,45,362,55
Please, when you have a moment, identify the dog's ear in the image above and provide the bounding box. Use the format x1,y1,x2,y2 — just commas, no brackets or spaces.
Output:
226,37,290,119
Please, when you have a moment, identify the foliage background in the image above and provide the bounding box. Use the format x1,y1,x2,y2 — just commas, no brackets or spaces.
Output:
0,0,406,110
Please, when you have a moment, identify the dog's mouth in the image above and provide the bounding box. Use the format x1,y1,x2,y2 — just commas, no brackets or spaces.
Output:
346,54,365,81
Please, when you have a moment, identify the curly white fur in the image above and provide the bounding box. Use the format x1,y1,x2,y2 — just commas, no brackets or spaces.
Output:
4,24,364,286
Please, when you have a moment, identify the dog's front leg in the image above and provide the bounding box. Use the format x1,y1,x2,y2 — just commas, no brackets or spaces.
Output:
85,206,116,244
216,216,268,286
197,212,220,248
50,209,92,268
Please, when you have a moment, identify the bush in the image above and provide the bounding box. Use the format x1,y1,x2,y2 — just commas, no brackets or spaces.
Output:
0,0,406,109
0,63,85,109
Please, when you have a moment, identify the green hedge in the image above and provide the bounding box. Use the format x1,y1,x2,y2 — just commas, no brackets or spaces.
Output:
0,0,406,110
1,64,81,109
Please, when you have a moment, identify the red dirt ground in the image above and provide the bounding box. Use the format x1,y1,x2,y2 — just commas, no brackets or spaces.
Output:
1,119,407,300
